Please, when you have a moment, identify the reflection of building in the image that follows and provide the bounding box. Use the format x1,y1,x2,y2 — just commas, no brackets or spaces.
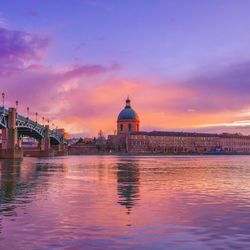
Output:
108,98,250,153
116,162,140,214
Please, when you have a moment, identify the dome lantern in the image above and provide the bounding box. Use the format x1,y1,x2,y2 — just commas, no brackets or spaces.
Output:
125,96,131,108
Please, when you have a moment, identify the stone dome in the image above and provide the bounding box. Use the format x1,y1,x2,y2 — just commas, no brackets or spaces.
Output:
117,98,139,121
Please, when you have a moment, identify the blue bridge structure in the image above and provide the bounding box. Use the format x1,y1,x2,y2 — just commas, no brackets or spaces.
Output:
0,106,66,158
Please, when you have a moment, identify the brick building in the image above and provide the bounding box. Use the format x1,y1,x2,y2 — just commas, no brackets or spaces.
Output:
108,98,250,153
127,131,250,153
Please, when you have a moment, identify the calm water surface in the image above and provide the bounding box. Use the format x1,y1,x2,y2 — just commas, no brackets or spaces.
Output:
0,155,250,249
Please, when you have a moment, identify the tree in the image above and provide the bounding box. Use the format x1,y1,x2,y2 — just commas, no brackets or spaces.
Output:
77,137,84,144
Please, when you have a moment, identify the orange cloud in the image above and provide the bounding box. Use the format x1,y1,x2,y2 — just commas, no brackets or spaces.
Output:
2,27,250,137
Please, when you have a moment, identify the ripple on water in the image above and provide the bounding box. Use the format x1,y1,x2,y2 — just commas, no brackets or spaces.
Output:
0,155,250,249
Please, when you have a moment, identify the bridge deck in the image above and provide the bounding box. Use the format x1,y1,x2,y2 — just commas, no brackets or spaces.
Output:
0,106,64,144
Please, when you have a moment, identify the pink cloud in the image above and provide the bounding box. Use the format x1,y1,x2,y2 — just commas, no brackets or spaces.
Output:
2,63,250,136
0,27,50,76
2,27,250,136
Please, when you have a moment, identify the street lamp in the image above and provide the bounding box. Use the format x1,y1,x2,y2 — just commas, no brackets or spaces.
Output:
27,107,29,119
2,92,5,108
35,112,38,123
16,100,18,111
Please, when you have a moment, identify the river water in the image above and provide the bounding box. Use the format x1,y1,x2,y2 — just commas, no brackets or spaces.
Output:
0,155,250,249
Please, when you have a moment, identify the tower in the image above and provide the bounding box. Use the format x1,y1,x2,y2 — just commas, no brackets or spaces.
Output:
117,97,140,135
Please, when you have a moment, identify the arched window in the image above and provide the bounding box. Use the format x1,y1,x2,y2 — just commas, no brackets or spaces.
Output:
120,124,123,131
128,124,132,132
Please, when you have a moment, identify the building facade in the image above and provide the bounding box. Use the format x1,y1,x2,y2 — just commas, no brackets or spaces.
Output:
117,97,140,135
108,98,250,153
127,131,250,153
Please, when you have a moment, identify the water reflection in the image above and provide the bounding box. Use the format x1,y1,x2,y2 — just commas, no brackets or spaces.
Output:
0,160,22,216
0,156,250,249
116,160,140,214
0,159,67,229
35,162,67,173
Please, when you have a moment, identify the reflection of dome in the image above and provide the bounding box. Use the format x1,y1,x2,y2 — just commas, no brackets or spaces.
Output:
117,97,139,121
117,162,140,215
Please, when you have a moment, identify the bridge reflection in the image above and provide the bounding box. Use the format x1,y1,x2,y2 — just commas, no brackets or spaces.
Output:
0,159,67,234
0,160,22,212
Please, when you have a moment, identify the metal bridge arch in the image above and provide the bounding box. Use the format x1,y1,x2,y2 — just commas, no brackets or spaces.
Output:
0,109,63,144
0,107,7,129
16,119,45,140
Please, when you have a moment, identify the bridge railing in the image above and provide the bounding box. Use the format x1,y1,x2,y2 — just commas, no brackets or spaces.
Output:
17,114,63,141
16,114,44,130
49,130,63,141
0,106,9,114
1,108,64,143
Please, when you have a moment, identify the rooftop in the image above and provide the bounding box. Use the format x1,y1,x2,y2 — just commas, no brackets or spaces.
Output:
130,131,250,139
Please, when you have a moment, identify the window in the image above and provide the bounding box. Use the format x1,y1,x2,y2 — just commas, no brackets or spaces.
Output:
120,124,123,131
128,124,132,132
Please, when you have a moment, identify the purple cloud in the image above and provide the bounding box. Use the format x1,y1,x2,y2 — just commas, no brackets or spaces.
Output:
0,62,121,116
61,63,120,80
2,25,250,135
167,61,250,114
0,28,50,76
0,26,121,132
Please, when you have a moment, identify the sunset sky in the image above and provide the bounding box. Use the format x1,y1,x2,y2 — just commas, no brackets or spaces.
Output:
1,0,250,137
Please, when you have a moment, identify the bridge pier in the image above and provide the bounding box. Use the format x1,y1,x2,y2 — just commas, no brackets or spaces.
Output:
0,107,66,158
54,143,68,156
37,125,55,157
39,125,51,151
0,108,23,159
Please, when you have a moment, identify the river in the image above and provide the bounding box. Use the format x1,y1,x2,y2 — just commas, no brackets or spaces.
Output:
0,155,250,249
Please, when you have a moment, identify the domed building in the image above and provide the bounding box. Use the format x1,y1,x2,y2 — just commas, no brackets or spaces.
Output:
117,97,140,134
108,97,250,154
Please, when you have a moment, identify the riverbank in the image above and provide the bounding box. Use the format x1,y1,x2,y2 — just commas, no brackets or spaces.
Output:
67,151,250,156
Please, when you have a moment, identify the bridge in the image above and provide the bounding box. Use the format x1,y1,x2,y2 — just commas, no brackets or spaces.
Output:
0,106,66,158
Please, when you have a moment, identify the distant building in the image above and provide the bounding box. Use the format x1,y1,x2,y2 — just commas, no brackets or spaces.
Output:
22,137,38,148
76,137,94,144
69,137,98,154
108,97,140,152
117,97,140,134
68,134,107,154
68,137,79,145
56,128,69,140
108,97,250,154
127,131,250,153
